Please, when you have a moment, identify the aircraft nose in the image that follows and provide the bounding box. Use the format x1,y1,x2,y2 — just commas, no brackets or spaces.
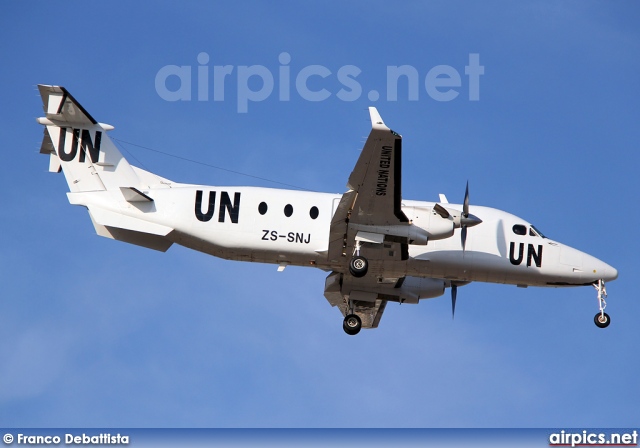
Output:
603,263,618,282
585,255,618,282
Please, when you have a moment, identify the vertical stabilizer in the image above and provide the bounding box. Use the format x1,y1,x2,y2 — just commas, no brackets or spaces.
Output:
37,85,141,193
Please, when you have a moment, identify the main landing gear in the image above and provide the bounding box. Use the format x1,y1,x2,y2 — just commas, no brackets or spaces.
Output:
349,256,368,277
593,279,610,329
343,314,362,335
349,240,368,278
343,299,362,335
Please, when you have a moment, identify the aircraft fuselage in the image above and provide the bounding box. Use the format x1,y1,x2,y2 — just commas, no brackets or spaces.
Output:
71,185,616,288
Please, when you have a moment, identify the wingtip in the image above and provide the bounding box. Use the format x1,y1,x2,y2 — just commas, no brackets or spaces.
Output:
368,107,388,130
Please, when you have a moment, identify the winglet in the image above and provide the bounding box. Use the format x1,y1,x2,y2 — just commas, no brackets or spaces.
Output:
369,107,389,131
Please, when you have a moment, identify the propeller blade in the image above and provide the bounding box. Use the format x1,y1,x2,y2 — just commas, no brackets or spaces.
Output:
451,284,458,319
463,181,470,218
461,225,467,252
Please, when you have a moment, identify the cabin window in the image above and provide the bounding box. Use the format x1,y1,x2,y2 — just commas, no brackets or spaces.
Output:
512,224,527,235
284,204,293,217
258,202,268,215
309,206,319,219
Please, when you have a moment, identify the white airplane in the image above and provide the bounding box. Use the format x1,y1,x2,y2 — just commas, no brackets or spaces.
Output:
35,85,618,335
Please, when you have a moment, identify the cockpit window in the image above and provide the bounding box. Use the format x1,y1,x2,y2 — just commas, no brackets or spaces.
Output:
512,224,527,235
530,225,547,239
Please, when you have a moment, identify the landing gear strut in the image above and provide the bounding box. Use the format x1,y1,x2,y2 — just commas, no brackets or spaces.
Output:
593,279,610,329
349,240,368,277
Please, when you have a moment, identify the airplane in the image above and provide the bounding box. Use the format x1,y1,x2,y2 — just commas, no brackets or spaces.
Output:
35,85,618,335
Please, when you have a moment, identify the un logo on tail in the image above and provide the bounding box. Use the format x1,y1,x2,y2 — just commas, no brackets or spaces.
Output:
57,128,102,163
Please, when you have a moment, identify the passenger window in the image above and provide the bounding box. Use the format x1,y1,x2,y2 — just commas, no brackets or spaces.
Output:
284,204,293,217
512,224,527,235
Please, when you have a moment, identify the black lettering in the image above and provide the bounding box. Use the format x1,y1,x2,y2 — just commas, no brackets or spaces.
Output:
261,230,269,241
270,231,278,241
58,128,79,162
79,129,101,163
509,242,524,265
379,146,393,170
376,169,389,196
218,191,241,223
195,190,215,222
287,232,294,242
295,232,304,243
304,234,311,244
57,128,67,160
527,244,543,268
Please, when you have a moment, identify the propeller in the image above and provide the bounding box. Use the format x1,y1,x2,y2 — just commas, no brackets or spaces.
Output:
451,182,481,318
459,181,482,252
451,284,457,319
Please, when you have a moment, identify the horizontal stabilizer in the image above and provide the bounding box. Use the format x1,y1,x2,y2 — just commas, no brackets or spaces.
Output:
38,85,97,125
88,207,173,252
120,187,153,202
89,206,172,236
40,128,54,154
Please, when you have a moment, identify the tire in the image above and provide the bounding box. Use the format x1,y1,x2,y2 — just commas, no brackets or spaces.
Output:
594,312,611,328
343,314,362,335
349,256,368,278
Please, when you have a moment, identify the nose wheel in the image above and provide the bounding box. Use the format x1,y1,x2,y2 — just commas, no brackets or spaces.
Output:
593,280,610,328
594,312,610,328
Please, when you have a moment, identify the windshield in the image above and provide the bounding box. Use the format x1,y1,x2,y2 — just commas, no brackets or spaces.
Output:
530,225,547,239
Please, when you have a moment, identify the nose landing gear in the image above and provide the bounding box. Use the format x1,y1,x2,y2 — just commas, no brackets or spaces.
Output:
593,279,610,328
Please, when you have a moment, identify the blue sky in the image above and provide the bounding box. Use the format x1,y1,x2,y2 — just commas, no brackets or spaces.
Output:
1,1,639,427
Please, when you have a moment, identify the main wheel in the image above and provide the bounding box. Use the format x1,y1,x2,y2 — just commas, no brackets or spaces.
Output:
343,314,362,335
594,312,611,328
349,256,368,277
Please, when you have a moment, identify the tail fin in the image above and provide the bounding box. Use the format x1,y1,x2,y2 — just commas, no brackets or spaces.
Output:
37,85,142,192
37,85,175,252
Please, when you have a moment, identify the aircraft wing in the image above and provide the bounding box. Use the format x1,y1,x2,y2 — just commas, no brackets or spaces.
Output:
328,107,408,262
324,270,430,329
345,107,407,227
324,108,412,329
324,271,390,329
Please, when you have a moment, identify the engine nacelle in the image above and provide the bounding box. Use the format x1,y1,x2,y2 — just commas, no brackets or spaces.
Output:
348,206,455,245
403,206,455,241
391,277,446,304
350,223,432,245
